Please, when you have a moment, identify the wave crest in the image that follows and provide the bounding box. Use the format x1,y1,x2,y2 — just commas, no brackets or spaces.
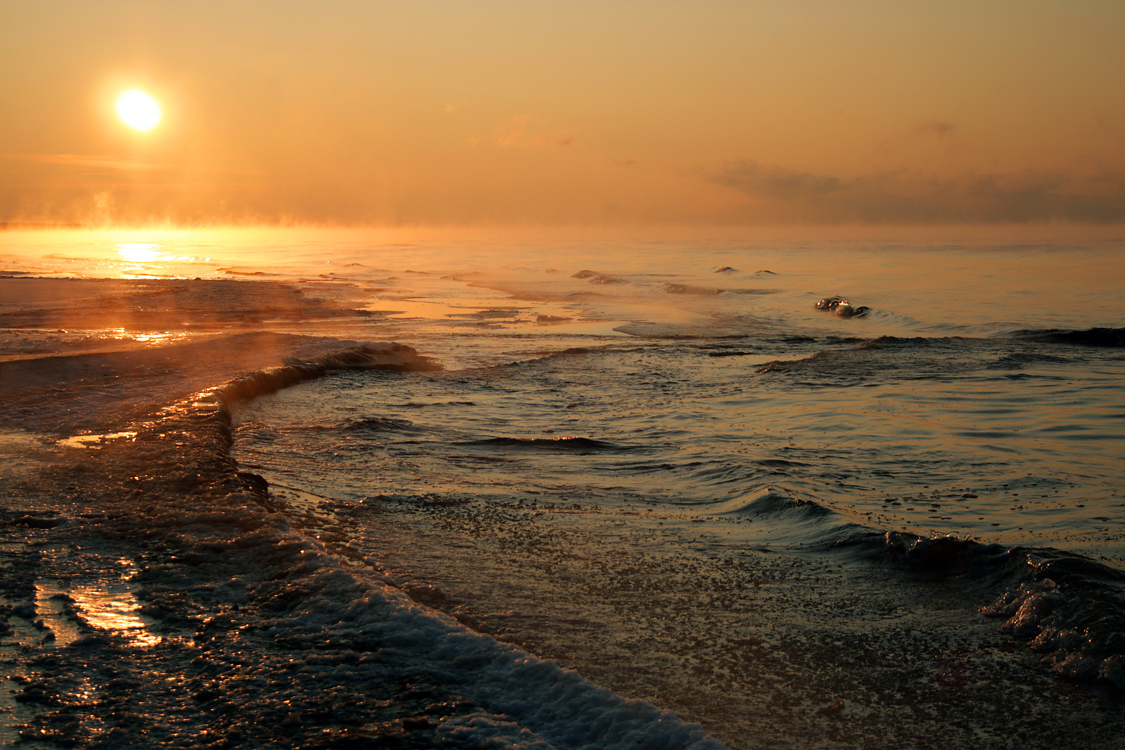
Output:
216,343,439,406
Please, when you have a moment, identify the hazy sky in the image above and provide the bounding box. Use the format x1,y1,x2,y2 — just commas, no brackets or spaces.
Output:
2,1,1123,227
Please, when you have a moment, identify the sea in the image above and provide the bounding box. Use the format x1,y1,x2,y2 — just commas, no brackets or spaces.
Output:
0,227,1123,749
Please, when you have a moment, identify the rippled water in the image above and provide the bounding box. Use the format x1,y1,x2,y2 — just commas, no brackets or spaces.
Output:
2,229,1124,749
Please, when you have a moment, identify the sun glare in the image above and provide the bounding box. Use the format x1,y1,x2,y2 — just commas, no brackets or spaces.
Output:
116,89,162,132
117,242,161,262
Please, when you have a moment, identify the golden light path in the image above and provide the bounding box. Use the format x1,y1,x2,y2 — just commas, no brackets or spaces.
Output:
116,89,162,131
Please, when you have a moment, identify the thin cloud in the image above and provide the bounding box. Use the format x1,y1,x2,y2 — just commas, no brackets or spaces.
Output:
1,153,263,179
910,121,957,137
492,115,575,149
2,153,165,172
713,160,1125,223
713,161,841,201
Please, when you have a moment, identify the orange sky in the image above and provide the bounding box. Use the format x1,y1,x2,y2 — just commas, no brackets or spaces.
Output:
2,1,1123,228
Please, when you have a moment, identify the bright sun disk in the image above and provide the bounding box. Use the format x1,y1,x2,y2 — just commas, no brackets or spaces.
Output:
116,90,162,131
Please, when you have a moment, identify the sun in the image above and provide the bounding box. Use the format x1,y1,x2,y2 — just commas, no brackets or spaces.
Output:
116,89,162,132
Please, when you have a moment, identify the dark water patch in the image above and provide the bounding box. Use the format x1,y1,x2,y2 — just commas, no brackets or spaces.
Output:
459,436,637,454
755,336,994,383
1011,327,1125,348
7,514,68,529
615,460,763,488
753,350,832,374
341,417,420,433
612,322,708,339
860,308,926,329
531,345,642,361
990,351,1073,369
664,283,724,296
725,287,782,295
594,458,681,475
860,335,965,350
446,308,523,320
662,283,779,297
954,430,1019,439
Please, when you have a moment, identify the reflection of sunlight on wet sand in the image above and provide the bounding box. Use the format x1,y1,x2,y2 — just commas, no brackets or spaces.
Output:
69,584,162,647
103,328,188,345
131,332,179,343
35,570,161,648
57,431,138,449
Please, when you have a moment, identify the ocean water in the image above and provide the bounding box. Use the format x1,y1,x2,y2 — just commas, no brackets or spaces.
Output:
1,229,1124,749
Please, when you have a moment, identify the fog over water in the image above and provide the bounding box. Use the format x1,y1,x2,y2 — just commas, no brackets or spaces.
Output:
1,229,1123,749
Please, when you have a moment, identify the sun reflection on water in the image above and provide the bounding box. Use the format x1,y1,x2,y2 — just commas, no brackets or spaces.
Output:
116,242,163,263
111,241,212,279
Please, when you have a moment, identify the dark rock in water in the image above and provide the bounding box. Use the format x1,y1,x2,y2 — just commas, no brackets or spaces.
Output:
9,515,66,529
573,269,626,285
815,296,848,311
815,296,870,318
236,471,270,496
12,603,37,619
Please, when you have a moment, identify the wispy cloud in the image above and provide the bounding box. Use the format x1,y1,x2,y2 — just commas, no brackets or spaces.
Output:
909,121,957,137
492,115,574,149
713,160,1125,223
1,153,165,172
